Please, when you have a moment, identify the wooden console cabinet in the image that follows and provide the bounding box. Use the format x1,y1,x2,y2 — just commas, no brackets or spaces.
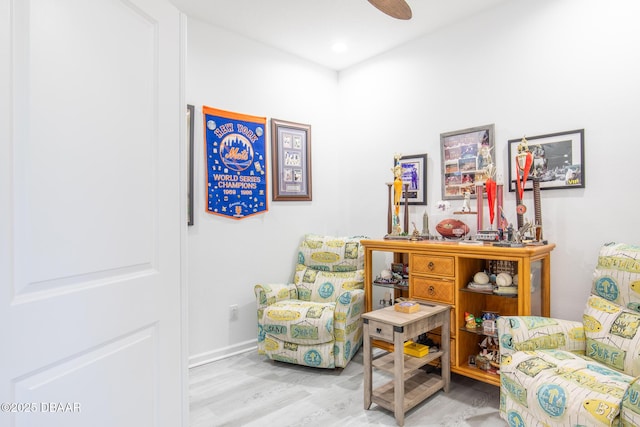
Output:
361,239,555,386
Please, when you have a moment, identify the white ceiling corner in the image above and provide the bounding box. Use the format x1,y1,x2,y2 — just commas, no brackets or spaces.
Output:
170,0,512,71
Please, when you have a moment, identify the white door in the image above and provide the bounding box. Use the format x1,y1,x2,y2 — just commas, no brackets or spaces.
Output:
0,0,185,426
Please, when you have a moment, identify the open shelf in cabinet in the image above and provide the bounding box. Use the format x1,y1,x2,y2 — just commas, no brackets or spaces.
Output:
459,287,518,298
460,327,497,337
371,251,410,309
373,281,409,291
457,268,513,387
453,365,500,386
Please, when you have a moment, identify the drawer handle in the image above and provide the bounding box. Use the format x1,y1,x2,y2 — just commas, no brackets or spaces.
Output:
376,327,382,334
428,261,435,270
428,285,435,295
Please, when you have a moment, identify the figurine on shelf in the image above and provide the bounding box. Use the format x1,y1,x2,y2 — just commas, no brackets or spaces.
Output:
410,222,422,241
479,141,494,175
506,224,514,241
461,190,472,212
422,210,430,237
515,220,533,243
465,312,477,329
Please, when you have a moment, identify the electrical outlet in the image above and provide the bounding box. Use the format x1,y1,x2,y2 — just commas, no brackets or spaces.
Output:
230,304,239,320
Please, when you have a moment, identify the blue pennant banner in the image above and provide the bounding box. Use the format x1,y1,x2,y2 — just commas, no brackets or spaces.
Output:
203,106,268,219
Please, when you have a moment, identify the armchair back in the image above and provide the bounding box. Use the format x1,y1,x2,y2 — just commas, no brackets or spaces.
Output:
585,242,640,376
293,234,366,303
297,234,365,272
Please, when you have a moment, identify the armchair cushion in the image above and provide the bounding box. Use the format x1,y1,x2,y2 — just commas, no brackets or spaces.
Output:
592,242,640,312
261,338,336,368
500,348,634,426
262,300,336,345
497,316,586,358
293,265,364,303
583,294,640,375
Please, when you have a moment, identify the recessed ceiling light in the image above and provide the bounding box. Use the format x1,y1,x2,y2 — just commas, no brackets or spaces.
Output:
331,42,348,53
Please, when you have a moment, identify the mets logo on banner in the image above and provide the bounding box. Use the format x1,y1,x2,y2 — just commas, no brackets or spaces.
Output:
220,134,254,172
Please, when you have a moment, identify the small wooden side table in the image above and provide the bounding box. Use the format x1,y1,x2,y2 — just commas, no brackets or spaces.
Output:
363,303,450,426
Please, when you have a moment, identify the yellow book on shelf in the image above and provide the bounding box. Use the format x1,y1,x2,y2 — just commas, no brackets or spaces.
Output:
404,340,429,357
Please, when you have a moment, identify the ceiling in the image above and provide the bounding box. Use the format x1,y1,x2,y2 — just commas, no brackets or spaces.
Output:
170,0,512,70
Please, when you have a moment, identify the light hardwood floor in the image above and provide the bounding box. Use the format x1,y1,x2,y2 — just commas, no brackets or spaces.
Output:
189,348,506,426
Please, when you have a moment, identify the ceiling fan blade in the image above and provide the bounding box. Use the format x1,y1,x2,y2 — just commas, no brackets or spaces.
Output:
368,0,412,20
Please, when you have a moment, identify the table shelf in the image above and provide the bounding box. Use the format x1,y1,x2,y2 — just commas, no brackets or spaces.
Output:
372,372,445,414
372,351,444,375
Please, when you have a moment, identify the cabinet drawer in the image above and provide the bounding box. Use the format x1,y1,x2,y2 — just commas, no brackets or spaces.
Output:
366,319,394,342
411,277,455,304
411,254,454,276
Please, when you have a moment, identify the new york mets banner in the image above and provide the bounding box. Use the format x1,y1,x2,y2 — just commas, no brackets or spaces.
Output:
203,106,267,219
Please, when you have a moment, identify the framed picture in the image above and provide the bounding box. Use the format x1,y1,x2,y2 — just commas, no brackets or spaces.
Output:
508,129,585,192
397,154,427,205
186,104,195,226
271,119,312,201
440,124,495,200
468,355,476,367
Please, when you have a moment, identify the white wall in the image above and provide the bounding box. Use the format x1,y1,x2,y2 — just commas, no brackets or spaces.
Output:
340,0,640,321
186,19,352,365
188,0,640,363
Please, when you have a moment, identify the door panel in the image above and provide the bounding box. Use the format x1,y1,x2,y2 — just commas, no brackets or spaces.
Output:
14,0,157,295
1,0,184,425
14,327,156,426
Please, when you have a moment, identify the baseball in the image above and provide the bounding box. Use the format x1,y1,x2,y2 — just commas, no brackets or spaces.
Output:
473,272,490,285
496,272,513,287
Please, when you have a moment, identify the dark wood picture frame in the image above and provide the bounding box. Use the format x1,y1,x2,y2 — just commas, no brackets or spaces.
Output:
271,119,312,201
508,129,585,192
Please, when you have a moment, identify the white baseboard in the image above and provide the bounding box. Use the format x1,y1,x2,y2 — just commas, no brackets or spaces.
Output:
188,339,257,368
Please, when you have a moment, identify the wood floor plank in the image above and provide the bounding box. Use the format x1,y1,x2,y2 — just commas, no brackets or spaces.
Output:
189,348,505,426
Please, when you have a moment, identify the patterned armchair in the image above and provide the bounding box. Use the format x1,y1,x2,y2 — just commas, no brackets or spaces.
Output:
497,242,640,426
254,234,366,368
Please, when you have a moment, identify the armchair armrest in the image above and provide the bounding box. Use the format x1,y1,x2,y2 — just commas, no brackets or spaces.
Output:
497,316,586,358
254,283,297,310
333,289,365,364
254,284,297,355
334,289,365,329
